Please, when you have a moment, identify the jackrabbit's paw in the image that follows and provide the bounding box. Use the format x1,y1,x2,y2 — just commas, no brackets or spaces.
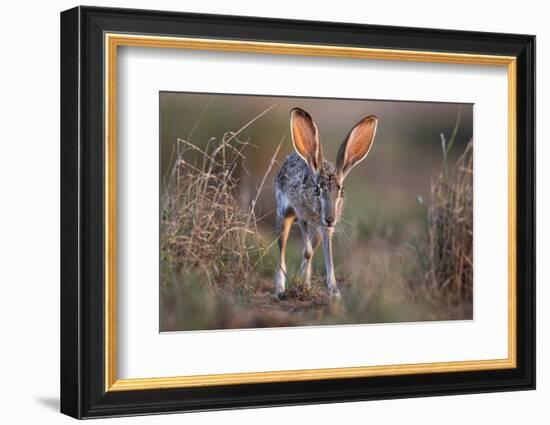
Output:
328,287,341,301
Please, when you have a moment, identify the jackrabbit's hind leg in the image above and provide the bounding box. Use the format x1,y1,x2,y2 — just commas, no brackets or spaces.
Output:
275,211,294,299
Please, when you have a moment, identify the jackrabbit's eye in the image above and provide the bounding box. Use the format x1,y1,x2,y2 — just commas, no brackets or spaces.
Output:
313,186,321,196
340,187,345,197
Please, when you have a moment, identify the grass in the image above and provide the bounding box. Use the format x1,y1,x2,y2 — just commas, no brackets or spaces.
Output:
406,110,473,318
160,108,473,331
160,106,287,330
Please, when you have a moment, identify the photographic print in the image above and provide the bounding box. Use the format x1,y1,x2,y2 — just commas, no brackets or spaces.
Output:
160,93,474,332
61,9,535,417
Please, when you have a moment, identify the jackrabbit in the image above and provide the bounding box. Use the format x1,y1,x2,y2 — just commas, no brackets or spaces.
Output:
274,107,378,299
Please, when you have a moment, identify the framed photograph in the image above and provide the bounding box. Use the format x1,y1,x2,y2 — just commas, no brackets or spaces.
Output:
60,6,535,419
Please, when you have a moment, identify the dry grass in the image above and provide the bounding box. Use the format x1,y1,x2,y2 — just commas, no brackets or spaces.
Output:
160,107,283,329
407,138,473,316
161,132,255,290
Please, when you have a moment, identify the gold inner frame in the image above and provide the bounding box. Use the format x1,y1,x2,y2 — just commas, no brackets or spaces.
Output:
104,33,517,392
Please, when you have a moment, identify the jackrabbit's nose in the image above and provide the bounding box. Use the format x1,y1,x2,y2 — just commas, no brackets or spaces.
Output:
325,218,335,227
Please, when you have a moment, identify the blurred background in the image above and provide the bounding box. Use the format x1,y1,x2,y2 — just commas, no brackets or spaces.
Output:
160,92,473,331
161,93,472,239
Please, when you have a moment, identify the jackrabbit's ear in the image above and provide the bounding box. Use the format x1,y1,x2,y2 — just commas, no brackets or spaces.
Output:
336,115,378,179
290,108,322,173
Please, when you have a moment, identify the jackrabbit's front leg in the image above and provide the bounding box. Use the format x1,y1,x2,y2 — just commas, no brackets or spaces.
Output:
321,227,341,299
275,213,294,299
299,221,321,287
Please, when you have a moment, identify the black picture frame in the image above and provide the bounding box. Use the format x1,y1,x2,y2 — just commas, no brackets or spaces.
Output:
61,5,535,419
